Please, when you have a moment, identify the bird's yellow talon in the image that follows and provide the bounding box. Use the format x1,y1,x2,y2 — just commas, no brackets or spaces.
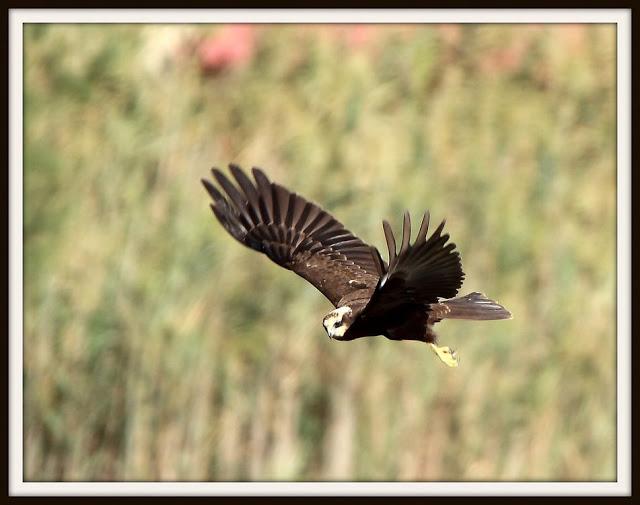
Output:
428,343,459,367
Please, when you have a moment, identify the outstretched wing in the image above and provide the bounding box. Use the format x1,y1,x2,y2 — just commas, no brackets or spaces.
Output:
202,164,383,307
361,211,464,318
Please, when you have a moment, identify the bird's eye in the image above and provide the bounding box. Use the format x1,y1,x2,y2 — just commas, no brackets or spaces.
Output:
333,321,341,329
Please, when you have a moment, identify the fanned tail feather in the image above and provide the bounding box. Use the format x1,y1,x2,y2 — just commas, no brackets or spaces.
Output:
437,292,512,320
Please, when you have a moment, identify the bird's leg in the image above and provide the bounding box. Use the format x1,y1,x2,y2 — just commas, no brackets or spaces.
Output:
428,343,459,367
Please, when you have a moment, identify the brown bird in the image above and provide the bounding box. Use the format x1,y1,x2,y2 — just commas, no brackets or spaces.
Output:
202,164,511,367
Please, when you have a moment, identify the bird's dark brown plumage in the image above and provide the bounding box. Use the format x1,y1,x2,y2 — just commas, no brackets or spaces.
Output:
202,164,511,350
202,165,381,307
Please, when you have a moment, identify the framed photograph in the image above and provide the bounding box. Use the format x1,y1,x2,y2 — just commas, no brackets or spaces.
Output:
8,8,632,497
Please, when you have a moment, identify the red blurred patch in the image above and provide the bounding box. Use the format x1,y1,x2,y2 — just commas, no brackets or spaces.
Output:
343,24,376,49
198,25,256,75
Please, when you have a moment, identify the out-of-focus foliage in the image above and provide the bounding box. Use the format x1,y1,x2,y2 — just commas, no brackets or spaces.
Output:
23,24,616,481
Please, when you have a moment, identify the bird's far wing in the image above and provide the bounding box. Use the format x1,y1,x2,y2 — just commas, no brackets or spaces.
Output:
361,211,465,318
202,164,382,307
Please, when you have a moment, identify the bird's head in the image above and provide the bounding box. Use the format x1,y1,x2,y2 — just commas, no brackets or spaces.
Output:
322,306,353,339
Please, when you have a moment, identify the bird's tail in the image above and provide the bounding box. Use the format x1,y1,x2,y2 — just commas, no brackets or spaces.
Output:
437,292,512,320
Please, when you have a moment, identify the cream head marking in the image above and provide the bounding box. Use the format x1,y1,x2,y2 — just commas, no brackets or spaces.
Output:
322,306,352,338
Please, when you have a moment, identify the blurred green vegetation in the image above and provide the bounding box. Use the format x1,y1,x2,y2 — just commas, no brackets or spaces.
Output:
23,24,616,481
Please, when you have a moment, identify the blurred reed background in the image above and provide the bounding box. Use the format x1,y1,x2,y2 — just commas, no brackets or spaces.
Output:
23,23,616,481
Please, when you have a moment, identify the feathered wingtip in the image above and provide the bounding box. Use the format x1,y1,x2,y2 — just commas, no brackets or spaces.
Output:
382,210,450,268
377,209,464,301
383,211,414,269
201,165,259,248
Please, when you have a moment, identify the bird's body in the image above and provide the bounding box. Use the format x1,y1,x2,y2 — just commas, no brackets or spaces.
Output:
202,164,511,366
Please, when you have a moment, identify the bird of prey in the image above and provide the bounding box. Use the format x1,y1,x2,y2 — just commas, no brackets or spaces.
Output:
202,164,511,367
